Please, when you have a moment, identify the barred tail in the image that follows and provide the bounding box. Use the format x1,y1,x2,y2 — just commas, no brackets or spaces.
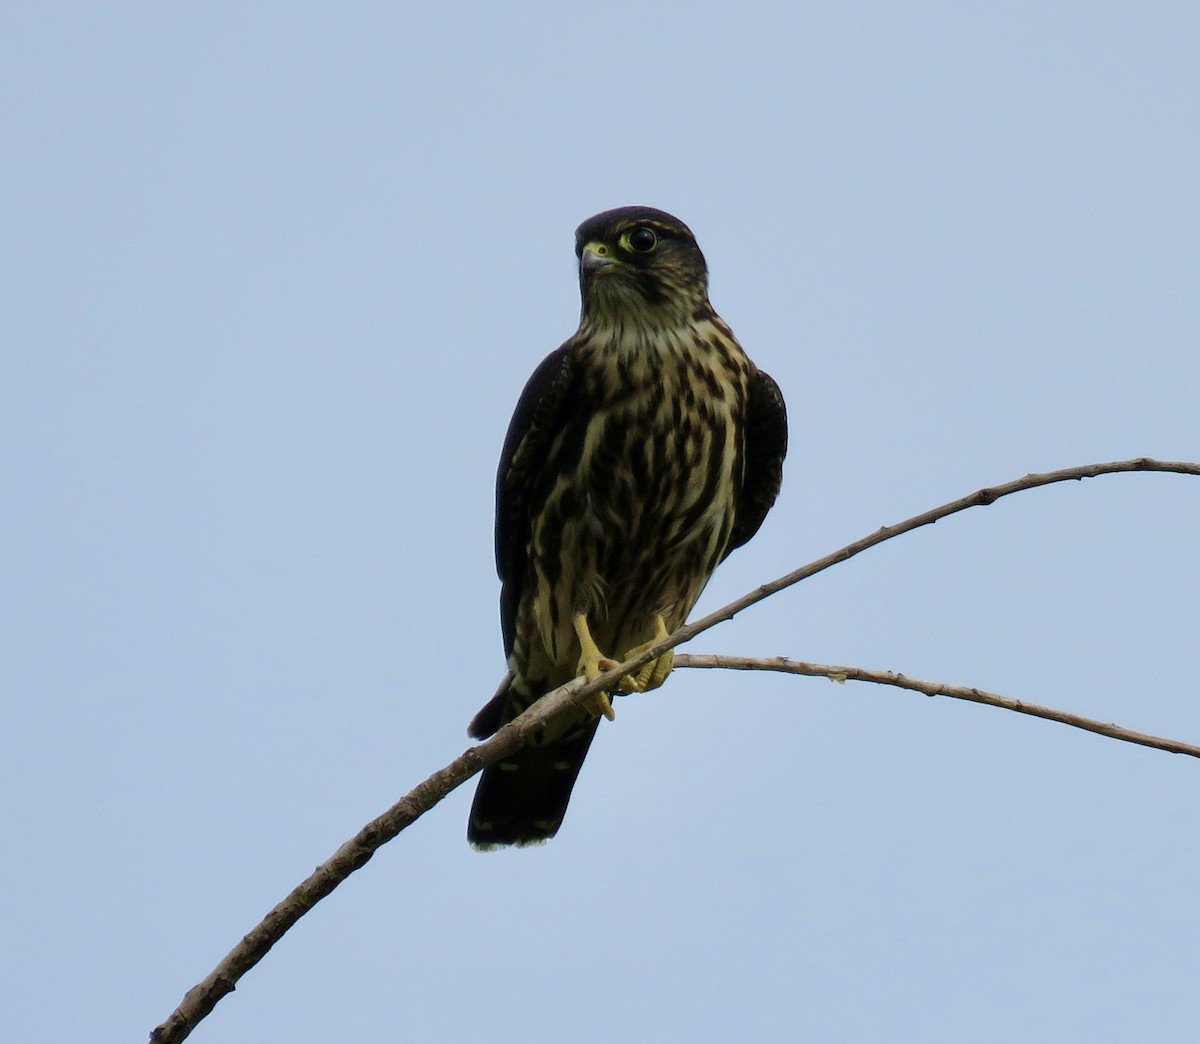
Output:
467,674,601,848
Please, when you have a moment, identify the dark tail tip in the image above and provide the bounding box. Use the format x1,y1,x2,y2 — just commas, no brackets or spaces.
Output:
466,718,601,848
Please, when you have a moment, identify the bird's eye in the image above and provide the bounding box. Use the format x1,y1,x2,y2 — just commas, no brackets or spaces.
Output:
626,227,658,253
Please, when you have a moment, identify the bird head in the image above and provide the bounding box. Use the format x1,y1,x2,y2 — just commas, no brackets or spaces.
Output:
574,206,711,324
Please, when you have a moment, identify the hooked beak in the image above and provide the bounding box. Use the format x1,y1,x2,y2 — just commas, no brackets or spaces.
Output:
579,241,615,275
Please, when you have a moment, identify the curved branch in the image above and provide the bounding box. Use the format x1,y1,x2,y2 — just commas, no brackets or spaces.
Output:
675,654,1200,759
607,457,1200,685
149,676,587,1043
149,456,1198,1042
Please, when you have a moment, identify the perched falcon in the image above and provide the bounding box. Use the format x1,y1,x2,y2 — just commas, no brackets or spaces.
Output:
467,206,787,848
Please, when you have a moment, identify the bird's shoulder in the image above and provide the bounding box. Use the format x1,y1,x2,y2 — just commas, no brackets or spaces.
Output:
498,343,578,481
494,342,581,578
727,366,788,554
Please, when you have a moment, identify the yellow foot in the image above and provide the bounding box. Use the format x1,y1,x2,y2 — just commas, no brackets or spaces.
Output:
573,612,618,721
618,614,674,693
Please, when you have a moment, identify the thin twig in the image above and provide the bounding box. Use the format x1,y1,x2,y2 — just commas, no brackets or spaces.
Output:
149,457,1198,1042
675,654,1200,759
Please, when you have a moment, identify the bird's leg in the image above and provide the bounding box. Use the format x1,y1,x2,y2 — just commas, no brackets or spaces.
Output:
619,613,674,693
573,612,618,721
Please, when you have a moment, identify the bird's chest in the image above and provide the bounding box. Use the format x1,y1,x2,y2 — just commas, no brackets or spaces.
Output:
579,384,731,541
540,351,747,603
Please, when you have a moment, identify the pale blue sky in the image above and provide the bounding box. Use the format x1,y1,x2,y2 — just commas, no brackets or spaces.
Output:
3,3,1199,1042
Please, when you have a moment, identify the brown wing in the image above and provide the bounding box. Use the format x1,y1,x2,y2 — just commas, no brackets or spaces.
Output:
727,367,787,556
494,344,579,657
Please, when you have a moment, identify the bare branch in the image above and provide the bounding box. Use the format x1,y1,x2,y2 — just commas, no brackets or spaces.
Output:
150,456,1198,1042
149,678,586,1044
606,457,1200,686
675,654,1200,759
471,459,1200,712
